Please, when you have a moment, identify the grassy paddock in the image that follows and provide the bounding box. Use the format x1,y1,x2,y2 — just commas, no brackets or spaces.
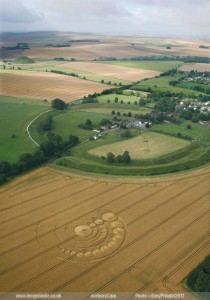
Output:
133,75,208,96
0,95,49,162
152,122,210,143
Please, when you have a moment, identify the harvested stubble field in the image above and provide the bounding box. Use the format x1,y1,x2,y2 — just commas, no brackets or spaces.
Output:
179,63,210,72
0,72,110,102
60,62,160,82
0,166,209,297
89,132,190,159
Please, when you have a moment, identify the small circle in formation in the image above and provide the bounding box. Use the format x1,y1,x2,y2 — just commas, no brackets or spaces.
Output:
94,219,104,225
74,225,92,237
101,212,118,222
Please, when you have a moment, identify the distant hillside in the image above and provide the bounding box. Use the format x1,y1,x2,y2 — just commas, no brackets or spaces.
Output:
13,56,35,64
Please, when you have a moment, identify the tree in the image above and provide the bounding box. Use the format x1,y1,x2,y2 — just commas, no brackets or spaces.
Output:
187,124,192,130
19,153,36,169
122,151,131,163
116,154,123,163
114,97,118,103
99,118,110,126
0,161,12,177
139,99,147,106
112,110,115,115
51,98,66,110
107,152,115,163
120,100,124,104
68,135,79,147
127,112,132,117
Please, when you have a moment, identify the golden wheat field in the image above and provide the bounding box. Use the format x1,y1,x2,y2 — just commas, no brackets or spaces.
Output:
0,72,110,102
0,166,209,298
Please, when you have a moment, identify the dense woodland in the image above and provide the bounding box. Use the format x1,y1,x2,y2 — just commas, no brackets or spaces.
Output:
186,255,210,297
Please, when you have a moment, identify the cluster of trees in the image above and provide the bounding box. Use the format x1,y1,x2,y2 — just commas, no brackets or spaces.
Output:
94,55,209,63
111,110,133,117
51,70,79,78
0,134,79,184
99,118,111,126
183,56,209,63
178,109,210,122
78,119,93,130
186,255,210,296
159,68,177,77
106,151,131,164
101,79,121,86
51,98,67,110
154,98,176,113
82,95,98,104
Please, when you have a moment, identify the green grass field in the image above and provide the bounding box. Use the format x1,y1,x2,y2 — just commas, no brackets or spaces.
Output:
89,132,189,159
0,96,49,162
99,60,183,72
133,75,208,96
53,111,106,141
152,121,210,143
177,81,210,92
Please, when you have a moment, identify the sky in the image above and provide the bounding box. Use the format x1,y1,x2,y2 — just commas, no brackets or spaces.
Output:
1,0,210,36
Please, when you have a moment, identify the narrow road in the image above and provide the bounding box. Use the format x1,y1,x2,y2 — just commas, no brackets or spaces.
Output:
26,109,52,147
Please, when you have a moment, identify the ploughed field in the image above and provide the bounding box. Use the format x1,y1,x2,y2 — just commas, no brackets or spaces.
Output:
0,72,110,102
0,166,209,295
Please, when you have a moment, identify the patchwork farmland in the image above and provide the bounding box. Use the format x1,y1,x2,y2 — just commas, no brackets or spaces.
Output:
0,166,209,295
1,30,210,299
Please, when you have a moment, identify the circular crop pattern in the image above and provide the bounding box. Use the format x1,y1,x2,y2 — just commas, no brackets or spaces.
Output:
36,211,126,262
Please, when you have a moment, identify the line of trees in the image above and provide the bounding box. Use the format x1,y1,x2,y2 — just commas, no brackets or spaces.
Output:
106,151,131,164
186,255,210,296
0,133,79,184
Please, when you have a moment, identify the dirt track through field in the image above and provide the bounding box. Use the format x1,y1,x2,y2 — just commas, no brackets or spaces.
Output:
0,166,209,296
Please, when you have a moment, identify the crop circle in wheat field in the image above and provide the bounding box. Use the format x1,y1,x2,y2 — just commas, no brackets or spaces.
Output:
36,210,126,262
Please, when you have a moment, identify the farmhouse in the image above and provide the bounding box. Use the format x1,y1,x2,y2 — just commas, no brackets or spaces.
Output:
126,120,146,129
